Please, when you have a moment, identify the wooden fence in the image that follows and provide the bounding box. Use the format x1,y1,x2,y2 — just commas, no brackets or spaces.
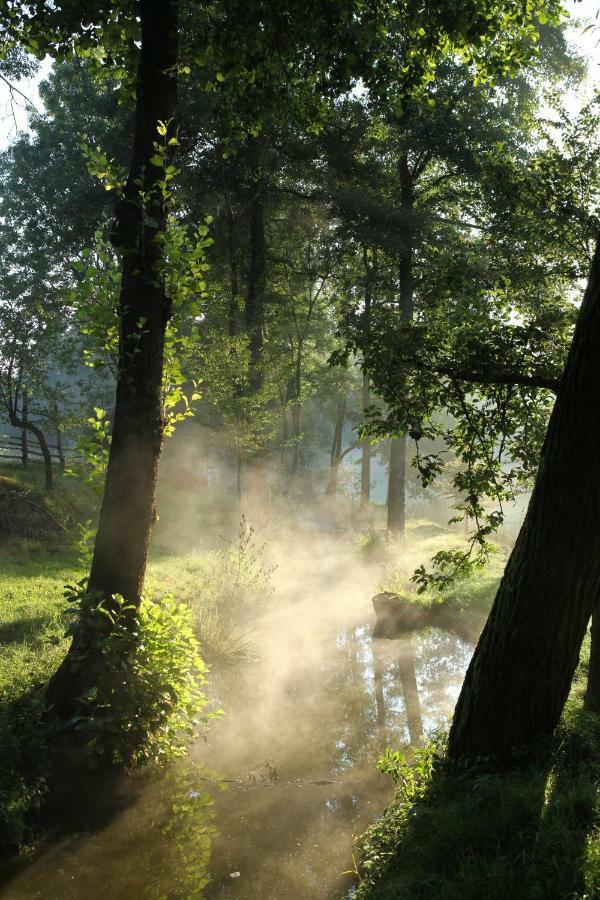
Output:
0,433,83,467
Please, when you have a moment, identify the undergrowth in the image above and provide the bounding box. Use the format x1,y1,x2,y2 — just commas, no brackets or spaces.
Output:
57,586,213,767
355,661,600,900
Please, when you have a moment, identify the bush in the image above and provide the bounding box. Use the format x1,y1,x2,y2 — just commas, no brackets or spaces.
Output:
62,585,212,766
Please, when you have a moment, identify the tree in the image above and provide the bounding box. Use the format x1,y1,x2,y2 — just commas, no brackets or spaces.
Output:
47,0,181,711
448,238,600,759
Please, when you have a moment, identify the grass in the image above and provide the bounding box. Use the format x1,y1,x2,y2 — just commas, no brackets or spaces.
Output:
369,520,508,641
354,649,600,900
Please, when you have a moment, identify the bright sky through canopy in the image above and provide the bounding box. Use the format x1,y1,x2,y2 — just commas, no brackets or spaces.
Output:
0,1,598,150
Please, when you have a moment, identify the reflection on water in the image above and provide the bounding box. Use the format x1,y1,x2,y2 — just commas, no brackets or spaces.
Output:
0,538,476,899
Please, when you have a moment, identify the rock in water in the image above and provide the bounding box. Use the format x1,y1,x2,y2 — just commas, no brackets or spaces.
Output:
372,591,429,638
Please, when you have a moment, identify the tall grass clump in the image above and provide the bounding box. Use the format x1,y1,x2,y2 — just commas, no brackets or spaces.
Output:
151,519,275,665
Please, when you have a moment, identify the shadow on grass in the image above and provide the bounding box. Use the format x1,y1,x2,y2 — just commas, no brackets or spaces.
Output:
356,711,600,899
0,617,60,646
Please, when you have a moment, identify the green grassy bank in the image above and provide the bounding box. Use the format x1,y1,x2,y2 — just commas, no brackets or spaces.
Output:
354,651,600,900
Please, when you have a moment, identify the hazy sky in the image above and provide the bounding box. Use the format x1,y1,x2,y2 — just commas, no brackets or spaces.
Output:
0,1,598,150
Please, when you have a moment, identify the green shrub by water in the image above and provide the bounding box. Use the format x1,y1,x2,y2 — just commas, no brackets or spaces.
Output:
59,586,213,766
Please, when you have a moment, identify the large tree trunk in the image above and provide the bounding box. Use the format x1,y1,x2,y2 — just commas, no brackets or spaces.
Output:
46,0,180,712
387,153,414,537
448,239,600,760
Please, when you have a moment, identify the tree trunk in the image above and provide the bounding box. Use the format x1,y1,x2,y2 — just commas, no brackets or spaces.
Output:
245,179,266,394
360,369,371,510
46,0,180,712
387,153,414,537
360,247,376,512
53,401,65,472
326,397,346,497
33,422,54,491
242,173,268,512
584,608,600,712
290,344,304,476
21,390,28,468
448,239,600,760
227,217,240,338
387,436,407,536
9,399,52,490
56,427,65,473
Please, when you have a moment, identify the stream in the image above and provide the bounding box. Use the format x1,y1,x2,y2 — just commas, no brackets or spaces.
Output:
0,536,475,899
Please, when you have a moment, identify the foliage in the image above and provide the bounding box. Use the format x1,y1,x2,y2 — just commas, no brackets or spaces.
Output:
68,407,112,493
356,525,390,561
60,586,212,766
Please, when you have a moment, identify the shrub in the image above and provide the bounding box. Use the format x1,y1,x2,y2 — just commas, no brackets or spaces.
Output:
62,585,212,766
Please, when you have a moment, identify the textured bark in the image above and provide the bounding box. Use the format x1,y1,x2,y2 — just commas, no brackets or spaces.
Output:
387,153,414,537
448,239,600,760
46,0,180,711
387,436,407,536
88,0,179,602
584,609,600,712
